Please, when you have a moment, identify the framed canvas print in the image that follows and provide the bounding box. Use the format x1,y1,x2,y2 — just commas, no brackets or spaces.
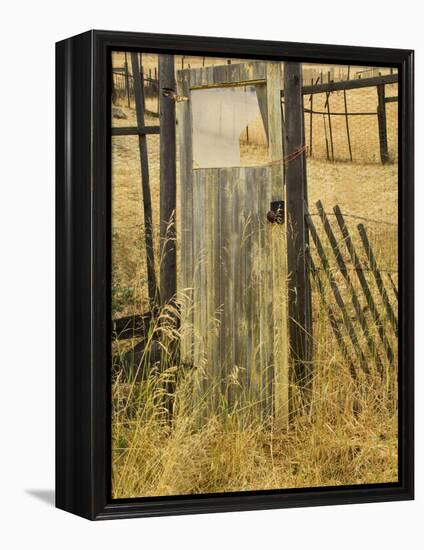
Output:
56,30,414,520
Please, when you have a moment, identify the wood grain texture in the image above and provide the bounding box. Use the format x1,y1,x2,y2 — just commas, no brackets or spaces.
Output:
176,68,194,364
189,61,266,89
178,61,289,423
131,52,158,309
283,62,313,396
159,55,177,308
184,167,287,421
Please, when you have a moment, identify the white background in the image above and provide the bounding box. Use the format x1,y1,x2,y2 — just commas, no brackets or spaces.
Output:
0,1,421,548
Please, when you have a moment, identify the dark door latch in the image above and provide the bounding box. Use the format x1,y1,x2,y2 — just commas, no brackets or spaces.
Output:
267,201,285,224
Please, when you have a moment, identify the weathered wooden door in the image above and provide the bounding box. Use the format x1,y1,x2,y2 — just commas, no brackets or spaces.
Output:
177,62,288,423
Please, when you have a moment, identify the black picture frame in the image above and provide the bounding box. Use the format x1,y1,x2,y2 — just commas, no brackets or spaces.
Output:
56,30,414,520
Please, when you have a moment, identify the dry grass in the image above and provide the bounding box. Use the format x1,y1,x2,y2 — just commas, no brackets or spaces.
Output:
112,298,397,498
111,57,398,498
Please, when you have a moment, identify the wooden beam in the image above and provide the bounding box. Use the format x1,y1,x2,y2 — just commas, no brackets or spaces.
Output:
111,126,160,136
281,73,398,96
159,55,177,308
283,62,313,399
131,52,159,310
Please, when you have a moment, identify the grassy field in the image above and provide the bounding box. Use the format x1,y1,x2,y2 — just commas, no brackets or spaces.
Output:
111,57,398,498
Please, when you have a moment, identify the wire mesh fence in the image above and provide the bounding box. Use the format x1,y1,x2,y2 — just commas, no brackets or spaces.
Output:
303,81,398,164
110,53,399,358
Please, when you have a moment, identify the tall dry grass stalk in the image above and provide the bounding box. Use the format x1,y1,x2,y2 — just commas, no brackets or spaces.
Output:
112,227,398,498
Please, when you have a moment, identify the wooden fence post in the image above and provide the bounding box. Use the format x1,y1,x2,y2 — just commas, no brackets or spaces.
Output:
377,84,389,163
159,55,177,308
158,55,177,419
124,53,130,108
130,52,158,311
309,78,314,156
283,62,313,401
325,72,334,161
111,72,117,105
343,66,353,161
140,62,145,110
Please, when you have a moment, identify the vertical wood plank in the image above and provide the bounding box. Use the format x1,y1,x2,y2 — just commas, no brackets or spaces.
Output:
258,167,274,420
266,62,284,202
176,68,194,364
236,169,248,412
206,170,221,410
219,169,235,408
192,170,205,407
199,171,207,392
271,213,290,425
243,170,254,414
231,169,242,411
247,168,261,415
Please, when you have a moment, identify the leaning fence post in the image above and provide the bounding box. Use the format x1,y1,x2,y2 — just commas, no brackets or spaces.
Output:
357,223,398,334
334,206,394,366
283,61,313,401
377,84,389,163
